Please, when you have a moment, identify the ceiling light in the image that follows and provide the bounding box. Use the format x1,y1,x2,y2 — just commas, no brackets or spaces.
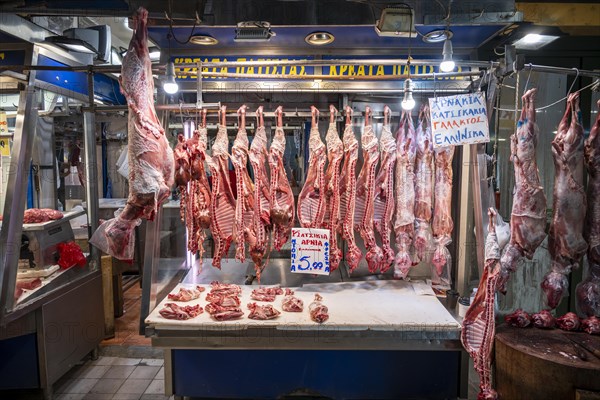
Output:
189,34,219,46
375,6,417,38
513,33,559,50
401,79,415,111
422,29,453,43
305,32,334,46
163,61,179,94
149,47,161,61
44,36,97,54
234,21,275,42
439,39,455,72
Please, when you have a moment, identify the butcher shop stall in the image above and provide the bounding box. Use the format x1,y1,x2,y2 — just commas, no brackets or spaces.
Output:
1,1,600,399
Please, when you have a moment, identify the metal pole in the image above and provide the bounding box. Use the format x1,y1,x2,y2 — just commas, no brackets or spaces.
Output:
182,59,499,69
183,70,482,80
84,69,100,270
522,63,600,78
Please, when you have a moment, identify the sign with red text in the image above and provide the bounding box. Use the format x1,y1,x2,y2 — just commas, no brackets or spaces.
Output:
290,228,330,275
428,92,490,148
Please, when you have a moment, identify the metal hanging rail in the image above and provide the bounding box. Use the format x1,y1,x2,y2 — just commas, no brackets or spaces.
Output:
177,59,498,69
182,70,482,81
520,63,600,78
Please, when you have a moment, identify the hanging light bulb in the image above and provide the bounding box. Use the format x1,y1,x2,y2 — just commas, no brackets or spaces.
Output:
440,38,455,72
401,78,415,111
162,61,179,94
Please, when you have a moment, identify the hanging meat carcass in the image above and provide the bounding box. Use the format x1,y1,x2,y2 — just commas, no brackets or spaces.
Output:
297,106,327,228
413,105,434,263
90,7,174,260
323,105,344,272
338,106,363,272
231,105,255,262
542,93,588,309
248,106,271,280
354,107,384,273
269,106,295,250
577,100,600,317
373,106,397,273
393,111,417,279
461,208,502,400
206,106,236,268
498,89,547,292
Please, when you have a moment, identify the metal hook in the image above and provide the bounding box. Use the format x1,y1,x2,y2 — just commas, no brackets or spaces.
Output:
523,67,532,92
567,68,580,95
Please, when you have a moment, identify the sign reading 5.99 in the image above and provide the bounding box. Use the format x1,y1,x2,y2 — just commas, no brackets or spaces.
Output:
290,228,330,275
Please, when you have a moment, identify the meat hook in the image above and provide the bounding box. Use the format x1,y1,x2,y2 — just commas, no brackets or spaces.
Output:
329,104,338,124
275,106,283,127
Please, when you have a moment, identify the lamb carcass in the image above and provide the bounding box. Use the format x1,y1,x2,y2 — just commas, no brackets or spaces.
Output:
206,107,236,268
269,106,295,250
393,111,417,279
577,100,600,317
498,89,547,292
373,106,397,273
248,106,271,279
354,107,384,273
323,105,344,272
413,105,434,262
90,7,174,260
174,134,191,225
338,106,363,272
542,93,588,309
461,208,501,400
297,106,327,228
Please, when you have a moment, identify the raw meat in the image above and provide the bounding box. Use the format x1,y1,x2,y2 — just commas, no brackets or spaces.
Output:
577,100,600,317
174,134,191,225
432,140,455,283
354,107,384,273
159,303,203,320
373,105,397,273
413,105,434,262
531,310,555,329
323,105,344,272
205,293,241,307
14,278,42,299
57,241,86,269
556,312,580,331
248,106,271,279
167,286,205,302
209,281,242,296
247,302,281,320
542,93,588,309
498,89,547,292
206,107,236,268
210,308,244,321
297,106,327,228
282,289,304,312
269,107,295,250
231,105,255,262
309,293,329,323
504,309,532,328
581,316,600,335
461,208,501,400
23,208,64,224
90,8,174,260
338,106,363,272
251,286,284,302
393,111,417,279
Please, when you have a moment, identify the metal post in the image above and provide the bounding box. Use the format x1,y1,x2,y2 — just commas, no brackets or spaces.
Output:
84,69,100,270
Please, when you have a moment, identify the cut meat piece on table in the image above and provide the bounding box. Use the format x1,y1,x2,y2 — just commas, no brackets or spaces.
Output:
556,312,580,331
582,316,600,335
373,106,397,273
282,289,304,312
205,293,241,307
159,303,203,320
323,105,344,272
269,107,295,250
577,100,600,317
498,89,547,293
338,106,363,272
531,310,555,329
413,105,434,263
297,106,327,228
504,309,532,328
231,105,255,262
167,286,205,302
247,302,281,320
210,308,244,321
354,106,384,273
90,8,174,260
461,208,501,400
542,93,588,309
15,278,42,299
250,286,284,302
209,281,242,296
248,106,271,280
393,111,417,279
206,107,236,268
23,208,64,224
309,293,329,323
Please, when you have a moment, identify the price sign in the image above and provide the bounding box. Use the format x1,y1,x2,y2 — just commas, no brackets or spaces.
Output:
0,112,7,136
290,228,330,275
429,92,490,148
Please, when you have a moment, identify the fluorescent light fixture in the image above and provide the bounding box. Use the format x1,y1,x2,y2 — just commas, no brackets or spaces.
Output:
234,21,275,42
45,36,96,54
401,78,415,111
439,39,455,72
305,32,335,46
149,48,160,61
163,61,179,94
189,34,219,45
513,33,559,50
375,6,417,37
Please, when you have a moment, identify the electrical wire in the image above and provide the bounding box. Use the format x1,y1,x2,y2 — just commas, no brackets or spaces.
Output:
167,0,199,45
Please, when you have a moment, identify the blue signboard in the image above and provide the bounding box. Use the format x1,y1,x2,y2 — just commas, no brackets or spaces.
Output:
0,50,26,66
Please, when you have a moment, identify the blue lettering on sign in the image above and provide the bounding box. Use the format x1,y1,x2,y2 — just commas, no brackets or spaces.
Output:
299,256,311,270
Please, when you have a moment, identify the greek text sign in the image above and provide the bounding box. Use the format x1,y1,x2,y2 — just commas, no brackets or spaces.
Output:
290,228,330,275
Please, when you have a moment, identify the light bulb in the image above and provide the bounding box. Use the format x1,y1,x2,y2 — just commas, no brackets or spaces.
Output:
440,60,455,72
402,78,416,111
163,82,179,94
440,39,455,72
162,61,179,94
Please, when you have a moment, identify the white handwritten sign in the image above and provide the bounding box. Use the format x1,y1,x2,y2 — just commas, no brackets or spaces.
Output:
290,228,330,275
428,92,490,148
